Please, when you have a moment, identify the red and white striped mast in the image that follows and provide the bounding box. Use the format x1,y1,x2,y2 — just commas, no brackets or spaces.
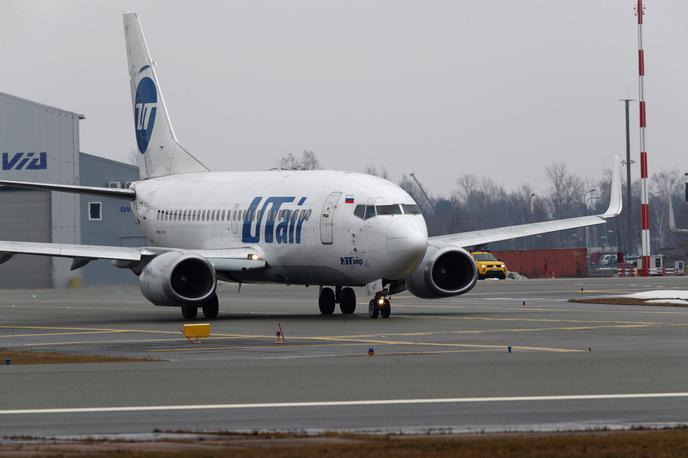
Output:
636,0,651,276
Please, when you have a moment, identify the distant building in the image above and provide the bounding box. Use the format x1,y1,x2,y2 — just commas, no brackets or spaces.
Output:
0,91,143,288
79,153,143,285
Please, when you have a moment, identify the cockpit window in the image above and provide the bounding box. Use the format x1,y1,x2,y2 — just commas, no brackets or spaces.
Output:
376,204,402,215
364,205,377,220
402,204,421,215
354,205,365,219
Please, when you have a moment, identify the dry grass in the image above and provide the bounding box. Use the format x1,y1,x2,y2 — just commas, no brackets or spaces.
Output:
570,297,688,307
0,348,153,365
4,429,688,457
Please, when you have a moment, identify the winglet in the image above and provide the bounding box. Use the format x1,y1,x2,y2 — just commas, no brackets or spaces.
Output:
669,195,678,231
602,155,623,218
667,195,688,233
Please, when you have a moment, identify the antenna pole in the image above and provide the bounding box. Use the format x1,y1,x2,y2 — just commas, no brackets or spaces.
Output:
636,0,651,276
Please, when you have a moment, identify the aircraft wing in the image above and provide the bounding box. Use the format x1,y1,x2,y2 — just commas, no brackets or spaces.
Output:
0,241,265,271
430,156,623,249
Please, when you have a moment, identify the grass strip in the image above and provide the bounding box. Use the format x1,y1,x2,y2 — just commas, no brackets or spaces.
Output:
0,348,153,365
4,429,688,457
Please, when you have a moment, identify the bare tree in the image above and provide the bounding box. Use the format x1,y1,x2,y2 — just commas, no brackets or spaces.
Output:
364,165,389,179
128,149,139,166
278,150,322,170
545,162,585,219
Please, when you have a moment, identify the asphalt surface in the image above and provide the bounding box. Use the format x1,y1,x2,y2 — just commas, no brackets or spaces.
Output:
2,276,688,436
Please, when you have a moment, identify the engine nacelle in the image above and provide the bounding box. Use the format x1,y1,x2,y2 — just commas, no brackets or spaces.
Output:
405,245,478,299
139,251,217,306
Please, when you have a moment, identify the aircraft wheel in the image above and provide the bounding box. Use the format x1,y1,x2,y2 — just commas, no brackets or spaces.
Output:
181,305,198,320
319,287,336,315
202,293,219,319
380,299,391,319
339,287,356,315
368,300,380,319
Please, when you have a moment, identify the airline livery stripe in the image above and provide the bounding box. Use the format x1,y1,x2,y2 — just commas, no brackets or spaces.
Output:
2,392,688,415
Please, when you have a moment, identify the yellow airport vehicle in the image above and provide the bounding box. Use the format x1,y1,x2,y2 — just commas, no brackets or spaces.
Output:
470,251,507,280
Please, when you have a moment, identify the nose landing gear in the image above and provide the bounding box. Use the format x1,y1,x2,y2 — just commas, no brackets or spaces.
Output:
368,293,391,319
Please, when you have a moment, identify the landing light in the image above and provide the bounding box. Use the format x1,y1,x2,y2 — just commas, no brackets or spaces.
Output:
248,254,260,261
378,298,385,305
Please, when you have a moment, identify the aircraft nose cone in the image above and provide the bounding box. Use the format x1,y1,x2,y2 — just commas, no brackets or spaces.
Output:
385,217,428,278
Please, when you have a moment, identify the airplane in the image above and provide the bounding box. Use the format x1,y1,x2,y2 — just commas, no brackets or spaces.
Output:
0,13,623,321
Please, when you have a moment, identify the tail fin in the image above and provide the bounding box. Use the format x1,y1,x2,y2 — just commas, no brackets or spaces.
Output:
123,12,208,179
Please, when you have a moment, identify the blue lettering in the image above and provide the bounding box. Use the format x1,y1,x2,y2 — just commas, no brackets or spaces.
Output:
26,153,47,170
263,197,294,243
295,209,311,244
2,153,22,170
275,209,291,244
2,152,48,170
340,256,363,266
242,196,263,243
241,196,311,244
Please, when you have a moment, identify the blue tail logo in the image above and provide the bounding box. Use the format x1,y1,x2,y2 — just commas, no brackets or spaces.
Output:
134,77,157,154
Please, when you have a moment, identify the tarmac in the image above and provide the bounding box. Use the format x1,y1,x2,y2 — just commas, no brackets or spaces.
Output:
2,276,688,436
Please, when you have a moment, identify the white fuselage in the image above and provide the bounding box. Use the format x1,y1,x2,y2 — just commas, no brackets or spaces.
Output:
130,170,429,286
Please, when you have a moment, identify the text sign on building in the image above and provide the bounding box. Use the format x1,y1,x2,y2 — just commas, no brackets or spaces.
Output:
1,152,47,171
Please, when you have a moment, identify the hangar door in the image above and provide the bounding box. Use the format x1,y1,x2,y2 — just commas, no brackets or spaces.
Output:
0,190,52,288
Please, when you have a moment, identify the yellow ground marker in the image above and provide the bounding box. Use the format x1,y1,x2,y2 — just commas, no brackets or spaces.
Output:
183,323,210,342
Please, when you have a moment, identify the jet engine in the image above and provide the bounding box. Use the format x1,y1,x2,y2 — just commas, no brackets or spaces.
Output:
405,245,478,298
139,251,216,306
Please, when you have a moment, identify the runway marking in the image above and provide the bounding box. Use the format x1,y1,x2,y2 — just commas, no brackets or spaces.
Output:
266,337,583,353
0,325,180,335
396,316,660,325
260,349,494,359
3,392,688,415
0,330,128,338
339,324,654,338
148,337,581,353
147,342,366,352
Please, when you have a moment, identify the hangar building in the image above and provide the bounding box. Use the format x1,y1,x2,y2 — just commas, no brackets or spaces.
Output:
0,91,142,288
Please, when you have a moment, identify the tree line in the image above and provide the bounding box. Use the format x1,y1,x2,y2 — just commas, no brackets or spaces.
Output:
278,151,688,258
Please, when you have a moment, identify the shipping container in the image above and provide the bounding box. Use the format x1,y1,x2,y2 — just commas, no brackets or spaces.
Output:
492,248,588,278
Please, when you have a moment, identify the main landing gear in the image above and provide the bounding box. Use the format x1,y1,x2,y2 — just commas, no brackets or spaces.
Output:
180,293,219,320
319,286,357,315
368,293,391,319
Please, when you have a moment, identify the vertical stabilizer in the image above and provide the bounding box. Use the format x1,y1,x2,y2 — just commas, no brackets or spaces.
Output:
123,12,208,178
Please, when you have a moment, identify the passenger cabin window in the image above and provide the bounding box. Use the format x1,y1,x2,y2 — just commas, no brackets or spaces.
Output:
354,205,365,219
402,204,421,215
376,204,402,215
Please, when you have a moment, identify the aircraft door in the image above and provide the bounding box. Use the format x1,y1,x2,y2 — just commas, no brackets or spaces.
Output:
320,192,342,245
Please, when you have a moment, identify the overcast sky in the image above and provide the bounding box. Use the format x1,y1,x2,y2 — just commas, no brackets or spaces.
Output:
2,1,687,196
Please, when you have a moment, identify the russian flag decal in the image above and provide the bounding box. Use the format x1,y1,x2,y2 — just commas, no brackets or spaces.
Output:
345,195,355,204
